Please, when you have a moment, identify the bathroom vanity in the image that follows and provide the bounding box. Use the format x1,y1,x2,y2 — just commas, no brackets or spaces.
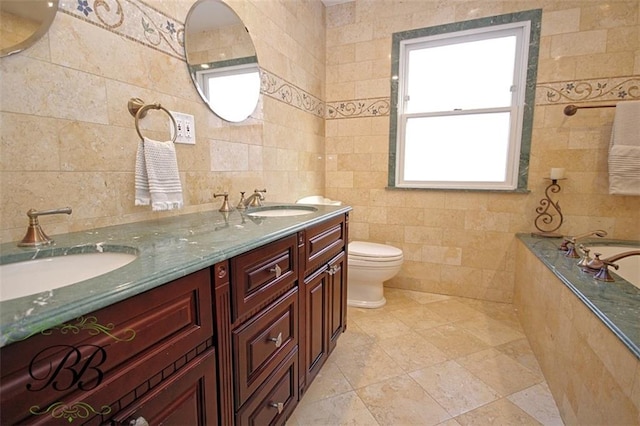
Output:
0,205,350,425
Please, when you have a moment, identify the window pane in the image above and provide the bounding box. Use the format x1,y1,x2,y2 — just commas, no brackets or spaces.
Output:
206,70,260,122
403,113,511,182
406,36,516,113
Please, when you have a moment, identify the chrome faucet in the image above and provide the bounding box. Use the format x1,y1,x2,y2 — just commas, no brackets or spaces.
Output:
243,189,266,208
560,229,607,258
584,250,640,282
18,207,72,247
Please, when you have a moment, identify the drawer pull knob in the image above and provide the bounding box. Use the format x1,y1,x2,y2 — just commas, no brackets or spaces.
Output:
270,264,282,278
327,265,338,275
268,332,283,348
269,402,284,414
129,417,149,426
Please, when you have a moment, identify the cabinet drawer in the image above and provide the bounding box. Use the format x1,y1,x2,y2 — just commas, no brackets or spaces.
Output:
236,348,298,426
233,288,298,408
304,214,346,275
231,235,298,322
0,269,213,425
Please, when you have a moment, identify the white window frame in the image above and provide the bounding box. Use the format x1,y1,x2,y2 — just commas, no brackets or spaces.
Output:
393,18,534,191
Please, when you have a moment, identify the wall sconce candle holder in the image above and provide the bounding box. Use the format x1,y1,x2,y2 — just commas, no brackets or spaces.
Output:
532,177,565,238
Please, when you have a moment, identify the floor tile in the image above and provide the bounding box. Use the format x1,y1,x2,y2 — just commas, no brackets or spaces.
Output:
377,331,449,373
417,324,491,358
356,375,451,426
287,391,379,425
455,316,525,347
456,348,543,396
454,398,541,425
332,342,406,389
495,338,544,376
409,360,501,417
290,289,565,425
389,304,450,330
298,359,353,406
351,312,413,340
508,383,564,426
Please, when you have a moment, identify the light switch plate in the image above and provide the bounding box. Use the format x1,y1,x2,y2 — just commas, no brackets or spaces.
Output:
170,111,196,144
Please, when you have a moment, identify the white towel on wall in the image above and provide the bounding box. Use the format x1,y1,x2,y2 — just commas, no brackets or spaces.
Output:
608,101,640,195
135,138,184,211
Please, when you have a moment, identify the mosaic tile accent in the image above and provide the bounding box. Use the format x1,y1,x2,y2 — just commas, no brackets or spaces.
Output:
59,0,185,59
326,98,391,119
260,70,325,118
536,76,640,105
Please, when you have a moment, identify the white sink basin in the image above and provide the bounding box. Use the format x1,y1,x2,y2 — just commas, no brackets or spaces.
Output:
0,252,137,302
247,205,317,217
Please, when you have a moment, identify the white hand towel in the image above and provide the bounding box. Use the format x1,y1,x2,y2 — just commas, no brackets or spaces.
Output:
135,138,184,211
608,101,640,195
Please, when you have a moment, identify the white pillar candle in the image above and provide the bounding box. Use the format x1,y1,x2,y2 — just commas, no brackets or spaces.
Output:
550,168,565,180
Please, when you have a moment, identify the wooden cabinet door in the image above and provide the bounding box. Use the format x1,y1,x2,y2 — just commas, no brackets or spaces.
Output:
110,349,218,426
327,251,347,353
303,268,328,385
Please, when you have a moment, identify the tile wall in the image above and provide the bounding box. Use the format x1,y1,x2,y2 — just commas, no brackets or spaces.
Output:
1,0,639,306
0,0,326,242
515,240,640,423
324,0,640,302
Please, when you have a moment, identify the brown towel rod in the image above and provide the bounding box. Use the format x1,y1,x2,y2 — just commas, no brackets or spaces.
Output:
563,103,616,116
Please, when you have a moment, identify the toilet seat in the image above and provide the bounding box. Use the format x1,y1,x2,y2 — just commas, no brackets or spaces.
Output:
348,241,403,262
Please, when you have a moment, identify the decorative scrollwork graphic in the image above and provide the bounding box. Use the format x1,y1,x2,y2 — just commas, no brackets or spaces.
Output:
6,316,135,344
260,71,324,117
326,99,391,119
30,401,111,423
44,316,136,342
537,77,640,105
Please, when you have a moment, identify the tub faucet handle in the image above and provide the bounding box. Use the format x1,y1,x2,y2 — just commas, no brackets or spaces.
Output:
576,244,592,267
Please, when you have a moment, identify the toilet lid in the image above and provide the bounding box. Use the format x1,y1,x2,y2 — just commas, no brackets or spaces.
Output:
349,241,403,258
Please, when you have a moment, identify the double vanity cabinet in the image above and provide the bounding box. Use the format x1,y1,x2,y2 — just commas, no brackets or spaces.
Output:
0,209,349,425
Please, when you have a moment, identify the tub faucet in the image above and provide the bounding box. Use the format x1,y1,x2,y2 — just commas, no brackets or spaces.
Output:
243,189,267,207
18,207,72,247
585,250,640,282
560,229,608,258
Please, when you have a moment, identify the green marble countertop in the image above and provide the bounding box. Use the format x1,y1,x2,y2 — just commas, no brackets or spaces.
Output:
517,234,640,358
0,204,351,347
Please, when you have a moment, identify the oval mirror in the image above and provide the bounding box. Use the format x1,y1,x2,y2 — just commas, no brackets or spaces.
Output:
0,0,59,58
184,0,260,122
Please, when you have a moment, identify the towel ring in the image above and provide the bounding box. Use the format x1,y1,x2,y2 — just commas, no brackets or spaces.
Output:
128,97,177,143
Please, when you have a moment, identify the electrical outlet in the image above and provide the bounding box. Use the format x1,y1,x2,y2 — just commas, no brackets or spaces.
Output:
169,111,196,144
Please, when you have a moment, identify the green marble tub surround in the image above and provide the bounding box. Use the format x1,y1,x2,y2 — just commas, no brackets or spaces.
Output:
517,234,640,358
0,203,351,347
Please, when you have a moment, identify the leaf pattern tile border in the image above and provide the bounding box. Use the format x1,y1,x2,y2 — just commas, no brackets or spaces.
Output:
61,1,639,120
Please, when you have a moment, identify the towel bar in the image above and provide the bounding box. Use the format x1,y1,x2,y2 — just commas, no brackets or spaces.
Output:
128,97,177,143
563,103,616,116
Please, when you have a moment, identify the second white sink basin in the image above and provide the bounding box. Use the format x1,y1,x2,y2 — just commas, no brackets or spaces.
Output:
247,205,317,217
0,251,137,302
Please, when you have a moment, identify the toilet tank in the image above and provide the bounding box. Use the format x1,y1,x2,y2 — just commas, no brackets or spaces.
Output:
296,195,342,206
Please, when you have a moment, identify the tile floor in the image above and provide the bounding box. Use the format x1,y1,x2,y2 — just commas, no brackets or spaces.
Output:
287,288,564,425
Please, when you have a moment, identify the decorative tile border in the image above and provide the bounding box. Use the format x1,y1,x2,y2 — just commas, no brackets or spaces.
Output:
536,76,640,105
326,98,391,119
58,3,639,118
59,0,185,60
260,70,325,118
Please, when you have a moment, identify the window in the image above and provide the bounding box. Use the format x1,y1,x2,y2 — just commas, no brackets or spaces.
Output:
389,10,541,191
195,62,260,122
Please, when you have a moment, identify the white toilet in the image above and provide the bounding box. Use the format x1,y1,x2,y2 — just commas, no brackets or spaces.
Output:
347,241,403,308
296,195,404,309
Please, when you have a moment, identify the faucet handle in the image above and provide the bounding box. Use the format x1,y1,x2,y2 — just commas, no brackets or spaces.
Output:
576,244,592,267
213,192,232,212
236,192,247,210
18,207,72,247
